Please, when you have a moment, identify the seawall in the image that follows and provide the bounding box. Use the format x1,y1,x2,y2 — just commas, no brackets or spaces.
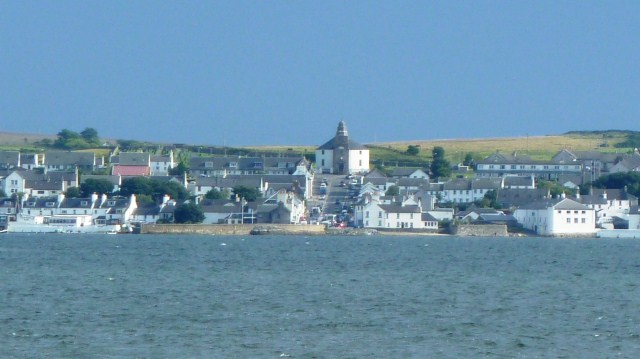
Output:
450,224,509,237
140,223,327,235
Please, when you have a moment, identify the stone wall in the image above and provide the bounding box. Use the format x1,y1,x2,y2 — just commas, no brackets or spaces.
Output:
140,223,326,235
451,224,508,237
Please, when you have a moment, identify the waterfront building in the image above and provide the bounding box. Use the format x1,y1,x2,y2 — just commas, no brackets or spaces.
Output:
315,121,369,175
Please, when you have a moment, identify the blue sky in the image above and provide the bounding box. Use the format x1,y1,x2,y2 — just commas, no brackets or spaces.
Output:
1,1,638,146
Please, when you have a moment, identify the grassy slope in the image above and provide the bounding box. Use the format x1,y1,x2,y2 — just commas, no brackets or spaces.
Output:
0,131,634,165
248,132,633,165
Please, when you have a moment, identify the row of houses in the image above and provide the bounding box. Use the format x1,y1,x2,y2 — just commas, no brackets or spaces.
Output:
345,166,639,236
0,186,307,232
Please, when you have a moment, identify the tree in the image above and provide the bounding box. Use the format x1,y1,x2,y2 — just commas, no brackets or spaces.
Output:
205,188,230,200
173,202,205,224
430,146,451,179
463,153,474,167
406,145,420,156
233,185,261,202
475,189,500,209
80,128,100,145
80,178,115,197
168,161,189,176
65,187,81,198
385,185,400,196
590,172,640,197
538,180,575,198
119,177,188,203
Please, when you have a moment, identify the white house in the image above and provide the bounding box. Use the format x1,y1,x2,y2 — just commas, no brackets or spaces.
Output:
315,121,369,175
514,197,596,236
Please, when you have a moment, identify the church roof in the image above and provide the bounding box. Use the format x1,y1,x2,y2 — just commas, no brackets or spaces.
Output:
317,121,367,150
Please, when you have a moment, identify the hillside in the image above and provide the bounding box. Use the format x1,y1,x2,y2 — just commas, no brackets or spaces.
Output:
0,130,637,166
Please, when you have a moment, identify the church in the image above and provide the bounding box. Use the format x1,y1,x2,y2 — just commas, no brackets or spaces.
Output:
315,121,369,175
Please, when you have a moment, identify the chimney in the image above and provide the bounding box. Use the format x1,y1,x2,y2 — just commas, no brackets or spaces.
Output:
163,194,170,204
575,187,580,199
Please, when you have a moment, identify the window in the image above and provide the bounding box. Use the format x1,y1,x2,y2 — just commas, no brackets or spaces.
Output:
582,218,586,223
378,212,382,218
574,218,578,223
321,159,325,166
321,150,325,155
365,211,369,218
566,218,571,223
396,213,400,219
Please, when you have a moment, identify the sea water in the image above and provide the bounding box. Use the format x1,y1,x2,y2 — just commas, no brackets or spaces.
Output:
1,234,640,358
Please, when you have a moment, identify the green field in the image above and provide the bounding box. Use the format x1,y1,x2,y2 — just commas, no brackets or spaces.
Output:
1,130,637,166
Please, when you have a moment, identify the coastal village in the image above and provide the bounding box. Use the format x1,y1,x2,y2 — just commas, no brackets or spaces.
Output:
1,122,640,237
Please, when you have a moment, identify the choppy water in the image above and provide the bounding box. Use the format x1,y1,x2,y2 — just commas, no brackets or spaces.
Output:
1,234,640,358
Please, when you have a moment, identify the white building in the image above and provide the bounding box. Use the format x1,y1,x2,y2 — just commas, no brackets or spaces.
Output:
315,121,369,175
514,197,596,236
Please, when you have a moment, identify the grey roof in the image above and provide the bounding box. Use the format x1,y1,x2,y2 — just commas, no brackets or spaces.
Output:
396,178,430,188
133,207,160,216
363,177,390,186
477,152,534,165
613,155,640,171
503,176,534,187
59,197,94,209
421,212,439,222
113,152,150,166
443,179,471,190
518,198,590,211
26,180,64,190
190,156,306,173
571,151,623,163
100,197,131,209
150,155,172,162
390,168,427,177
364,169,388,178
317,137,367,151
0,151,20,167
379,204,421,213
44,151,95,166
471,178,502,189
497,188,549,208
317,122,367,150
577,189,637,203
23,196,58,208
